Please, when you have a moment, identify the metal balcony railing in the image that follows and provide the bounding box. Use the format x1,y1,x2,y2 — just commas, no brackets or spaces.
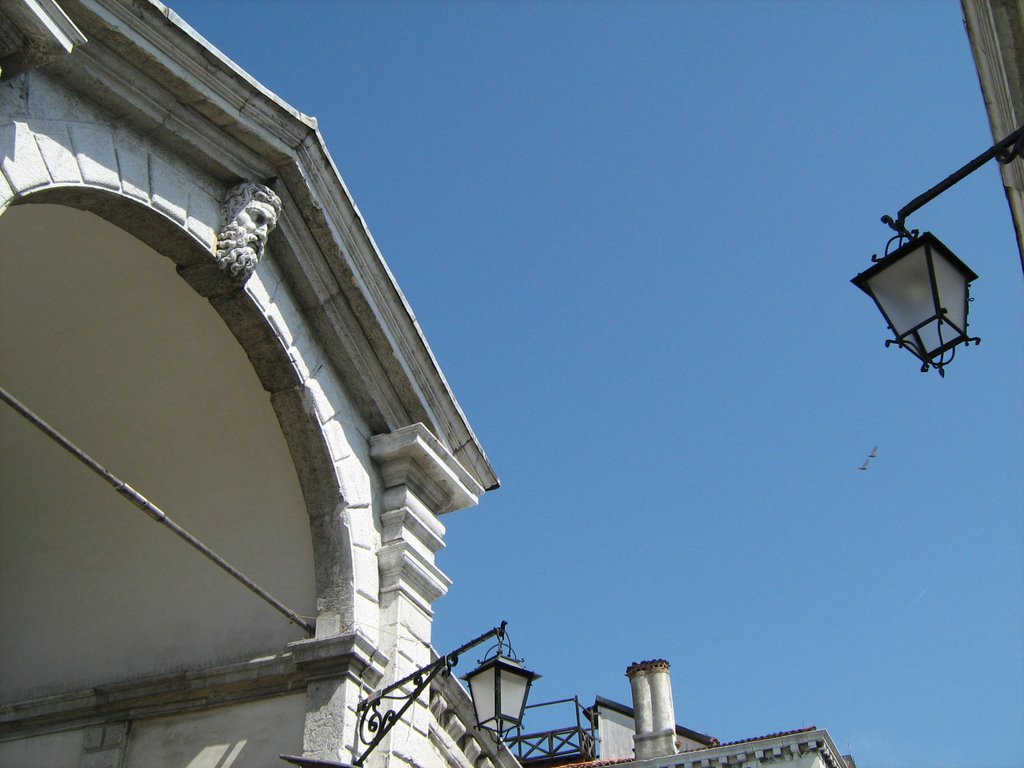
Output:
505,697,596,765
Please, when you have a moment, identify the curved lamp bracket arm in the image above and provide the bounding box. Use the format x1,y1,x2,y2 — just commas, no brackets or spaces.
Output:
353,621,508,766
882,123,1024,238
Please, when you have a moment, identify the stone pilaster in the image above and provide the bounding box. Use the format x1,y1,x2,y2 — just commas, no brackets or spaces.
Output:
368,424,483,768
293,633,386,763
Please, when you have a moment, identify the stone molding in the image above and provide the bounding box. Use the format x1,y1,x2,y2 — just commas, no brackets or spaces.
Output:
371,424,484,515
378,546,453,614
0,0,87,78
0,633,385,744
371,424,481,612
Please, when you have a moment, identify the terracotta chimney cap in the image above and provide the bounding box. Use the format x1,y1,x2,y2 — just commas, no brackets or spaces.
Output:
625,659,671,677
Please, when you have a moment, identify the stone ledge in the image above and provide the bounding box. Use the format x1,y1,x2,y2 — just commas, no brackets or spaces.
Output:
0,633,385,743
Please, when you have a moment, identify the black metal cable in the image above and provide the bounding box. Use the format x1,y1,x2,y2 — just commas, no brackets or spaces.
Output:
1,385,315,636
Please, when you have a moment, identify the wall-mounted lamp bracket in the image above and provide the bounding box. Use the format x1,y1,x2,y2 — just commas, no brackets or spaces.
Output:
882,123,1024,236
352,622,510,766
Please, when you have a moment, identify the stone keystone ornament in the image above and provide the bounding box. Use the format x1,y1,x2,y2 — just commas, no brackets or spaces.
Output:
215,182,282,283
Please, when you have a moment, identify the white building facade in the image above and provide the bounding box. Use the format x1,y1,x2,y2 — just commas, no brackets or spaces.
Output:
0,2,509,767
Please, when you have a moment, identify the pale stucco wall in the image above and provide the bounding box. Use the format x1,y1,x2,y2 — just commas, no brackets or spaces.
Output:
0,728,85,767
124,694,306,768
0,202,316,698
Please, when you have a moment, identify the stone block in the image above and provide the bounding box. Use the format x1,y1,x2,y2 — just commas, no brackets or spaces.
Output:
304,377,336,424
33,122,80,183
287,339,315,382
102,722,128,747
394,601,432,646
115,143,149,203
245,271,273,309
351,592,379,636
69,123,120,191
321,418,354,463
0,164,13,211
462,736,482,763
148,155,188,223
444,711,467,741
186,187,219,248
336,449,373,508
0,121,51,192
265,302,295,348
345,504,379,551
83,725,105,751
304,678,354,759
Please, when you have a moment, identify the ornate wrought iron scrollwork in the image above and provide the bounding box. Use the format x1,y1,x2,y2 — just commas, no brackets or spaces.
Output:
352,622,509,766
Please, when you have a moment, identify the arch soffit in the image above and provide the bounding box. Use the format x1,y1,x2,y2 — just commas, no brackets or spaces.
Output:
0,118,378,631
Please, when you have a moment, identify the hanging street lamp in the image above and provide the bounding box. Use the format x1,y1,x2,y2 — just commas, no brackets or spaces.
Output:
853,123,1023,376
852,231,979,376
462,629,540,736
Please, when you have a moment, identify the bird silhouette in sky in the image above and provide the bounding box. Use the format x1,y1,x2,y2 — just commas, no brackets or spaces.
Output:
859,446,878,471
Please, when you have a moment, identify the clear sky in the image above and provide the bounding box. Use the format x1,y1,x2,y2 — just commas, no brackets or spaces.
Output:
166,2,1023,766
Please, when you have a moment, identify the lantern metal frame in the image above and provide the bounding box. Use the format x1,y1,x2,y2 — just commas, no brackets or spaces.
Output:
852,230,980,376
854,122,1023,375
461,629,540,737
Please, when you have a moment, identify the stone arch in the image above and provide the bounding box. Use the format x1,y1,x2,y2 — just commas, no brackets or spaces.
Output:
0,115,380,645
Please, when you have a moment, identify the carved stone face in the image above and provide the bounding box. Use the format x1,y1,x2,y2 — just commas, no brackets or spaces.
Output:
235,199,278,256
214,183,282,284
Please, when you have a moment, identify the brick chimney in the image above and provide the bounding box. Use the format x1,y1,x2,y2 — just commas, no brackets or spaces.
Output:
626,659,677,760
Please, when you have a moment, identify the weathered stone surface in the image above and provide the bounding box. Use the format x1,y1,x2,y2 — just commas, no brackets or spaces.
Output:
33,122,81,184
68,123,120,190
0,121,51,192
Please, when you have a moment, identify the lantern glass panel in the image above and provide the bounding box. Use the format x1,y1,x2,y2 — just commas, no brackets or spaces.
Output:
466,663,496,727
905,318,945,361
931,250,971,332
862,240,934,337
496,663,531,726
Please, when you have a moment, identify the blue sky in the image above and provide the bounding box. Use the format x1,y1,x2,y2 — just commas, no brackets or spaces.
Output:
167,2,1023,766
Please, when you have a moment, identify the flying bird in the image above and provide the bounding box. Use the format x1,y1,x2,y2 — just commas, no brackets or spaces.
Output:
859,446,878,471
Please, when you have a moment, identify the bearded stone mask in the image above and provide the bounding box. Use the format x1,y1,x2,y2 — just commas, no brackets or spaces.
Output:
215,182,283,284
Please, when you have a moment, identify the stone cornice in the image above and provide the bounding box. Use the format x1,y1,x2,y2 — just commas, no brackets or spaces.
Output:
371,424,484,515
0,632,386,743
378,547,453,612
0,0,87,77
